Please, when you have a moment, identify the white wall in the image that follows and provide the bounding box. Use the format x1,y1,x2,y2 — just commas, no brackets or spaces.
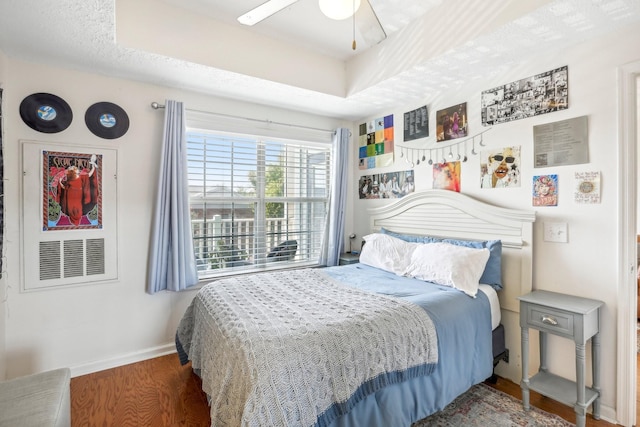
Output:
1,56,344,379
0,49,7,380
348,23,640,421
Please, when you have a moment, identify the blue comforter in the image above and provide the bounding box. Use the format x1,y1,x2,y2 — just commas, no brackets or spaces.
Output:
322,263,493,427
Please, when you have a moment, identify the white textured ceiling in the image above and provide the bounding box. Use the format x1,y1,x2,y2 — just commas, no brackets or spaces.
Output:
0,0,639,121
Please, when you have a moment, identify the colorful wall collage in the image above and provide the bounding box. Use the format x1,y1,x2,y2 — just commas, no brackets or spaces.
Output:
358,115,394,170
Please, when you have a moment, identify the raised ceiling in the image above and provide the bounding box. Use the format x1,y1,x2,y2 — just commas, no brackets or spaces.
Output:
0,0,639,121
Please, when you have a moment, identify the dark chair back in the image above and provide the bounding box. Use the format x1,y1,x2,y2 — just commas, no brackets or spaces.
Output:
266,240,297,262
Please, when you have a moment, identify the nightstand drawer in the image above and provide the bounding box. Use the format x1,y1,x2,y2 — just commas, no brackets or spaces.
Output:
339,253,360,265
525,304,574,338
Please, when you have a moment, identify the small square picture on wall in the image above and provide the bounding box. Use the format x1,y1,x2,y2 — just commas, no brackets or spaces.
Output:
436,103,467,142
480,146,521,189
574,171,601,204
433,162,461,192
532,175,558,206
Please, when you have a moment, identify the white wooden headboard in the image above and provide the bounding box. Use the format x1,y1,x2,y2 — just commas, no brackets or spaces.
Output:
367,189,536,313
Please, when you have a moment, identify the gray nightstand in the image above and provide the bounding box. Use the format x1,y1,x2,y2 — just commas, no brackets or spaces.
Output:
339,252,360,265
518,290,604,427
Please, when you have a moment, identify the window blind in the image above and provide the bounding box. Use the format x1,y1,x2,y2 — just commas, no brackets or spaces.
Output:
187,130,331,278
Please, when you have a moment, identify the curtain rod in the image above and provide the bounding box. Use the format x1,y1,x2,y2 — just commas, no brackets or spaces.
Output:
150,102,335,134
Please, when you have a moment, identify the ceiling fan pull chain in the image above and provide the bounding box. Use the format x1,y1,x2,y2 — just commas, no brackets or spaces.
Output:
352,0,357,50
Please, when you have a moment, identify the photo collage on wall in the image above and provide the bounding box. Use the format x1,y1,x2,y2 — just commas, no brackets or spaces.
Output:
358,170,414,199
356,65,582,204
481,65,568,126
358,115,394,170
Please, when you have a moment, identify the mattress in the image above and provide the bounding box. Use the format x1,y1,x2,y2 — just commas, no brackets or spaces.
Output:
479,284,501,330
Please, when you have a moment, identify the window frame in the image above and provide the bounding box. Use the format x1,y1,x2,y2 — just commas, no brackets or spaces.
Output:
186,127,332,280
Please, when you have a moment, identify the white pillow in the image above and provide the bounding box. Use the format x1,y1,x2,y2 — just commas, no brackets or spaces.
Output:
359,233,419,275
402,242,490,297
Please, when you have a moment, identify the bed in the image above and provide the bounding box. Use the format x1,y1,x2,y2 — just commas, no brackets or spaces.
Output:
176,189,536,427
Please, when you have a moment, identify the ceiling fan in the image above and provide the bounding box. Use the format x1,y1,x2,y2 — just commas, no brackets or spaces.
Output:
237,0,387,50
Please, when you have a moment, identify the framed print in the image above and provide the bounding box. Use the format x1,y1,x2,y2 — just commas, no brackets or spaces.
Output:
44,150,102,230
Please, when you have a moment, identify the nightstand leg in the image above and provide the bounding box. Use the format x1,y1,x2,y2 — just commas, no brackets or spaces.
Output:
591,331,601,420
539,330,548,373
520,327,530,411
574,342,586,427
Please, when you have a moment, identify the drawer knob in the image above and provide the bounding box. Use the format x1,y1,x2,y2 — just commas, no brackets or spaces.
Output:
541,315,558,326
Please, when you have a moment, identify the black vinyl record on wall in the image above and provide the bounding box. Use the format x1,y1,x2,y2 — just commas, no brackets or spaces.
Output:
19,92,73,133
85,101,129,139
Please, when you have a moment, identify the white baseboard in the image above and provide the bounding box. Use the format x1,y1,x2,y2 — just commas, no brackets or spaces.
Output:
69,344,176,377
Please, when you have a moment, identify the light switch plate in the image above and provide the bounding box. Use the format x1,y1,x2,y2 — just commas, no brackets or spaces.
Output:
543,222,568,243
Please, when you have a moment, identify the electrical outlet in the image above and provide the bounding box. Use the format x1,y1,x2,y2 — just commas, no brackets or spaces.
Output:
543,222,568,243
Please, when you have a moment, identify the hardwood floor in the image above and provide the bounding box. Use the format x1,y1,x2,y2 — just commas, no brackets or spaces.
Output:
71,353,622,426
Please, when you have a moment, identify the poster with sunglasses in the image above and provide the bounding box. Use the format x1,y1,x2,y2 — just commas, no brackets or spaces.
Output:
480,146,521,189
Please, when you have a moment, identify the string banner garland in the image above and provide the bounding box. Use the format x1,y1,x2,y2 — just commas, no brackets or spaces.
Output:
481,66,568,126
396,128,491,169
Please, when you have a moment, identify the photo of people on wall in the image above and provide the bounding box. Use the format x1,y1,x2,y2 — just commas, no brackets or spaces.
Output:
436,103,467,142
358,170,415,199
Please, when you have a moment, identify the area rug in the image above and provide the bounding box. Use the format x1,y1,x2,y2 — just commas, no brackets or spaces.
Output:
412,383,574,426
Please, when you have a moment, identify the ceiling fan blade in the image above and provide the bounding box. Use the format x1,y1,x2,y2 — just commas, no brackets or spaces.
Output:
238,0,301,26
355,0,387,46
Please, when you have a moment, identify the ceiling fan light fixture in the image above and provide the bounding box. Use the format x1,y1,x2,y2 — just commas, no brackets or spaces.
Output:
319,0,361,20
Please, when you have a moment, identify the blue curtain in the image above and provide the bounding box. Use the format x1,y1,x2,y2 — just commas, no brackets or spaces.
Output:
147,100,198,293
321,128,349,266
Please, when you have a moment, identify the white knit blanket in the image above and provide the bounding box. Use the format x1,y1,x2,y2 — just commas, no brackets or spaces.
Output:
176,268,438,427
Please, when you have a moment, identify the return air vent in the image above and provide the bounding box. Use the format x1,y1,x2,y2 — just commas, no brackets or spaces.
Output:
64,239,84,278
35,237,110,289
86,238,105,276
39,241,61,281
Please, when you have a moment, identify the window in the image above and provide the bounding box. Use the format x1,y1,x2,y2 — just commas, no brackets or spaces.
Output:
187,130,331,278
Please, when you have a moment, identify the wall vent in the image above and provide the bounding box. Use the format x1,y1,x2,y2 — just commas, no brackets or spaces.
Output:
86,238,105,276
39,238,107,282
63,239,84,278
39,241,61,281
